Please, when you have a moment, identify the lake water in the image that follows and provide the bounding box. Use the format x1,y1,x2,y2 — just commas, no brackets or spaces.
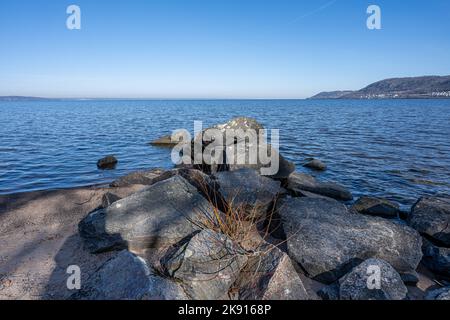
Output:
1,99,450,208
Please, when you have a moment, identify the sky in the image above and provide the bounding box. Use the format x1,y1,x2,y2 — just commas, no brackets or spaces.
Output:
0,0,449,99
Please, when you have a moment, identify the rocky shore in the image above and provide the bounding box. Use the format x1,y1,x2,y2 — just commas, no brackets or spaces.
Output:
1,117,449,300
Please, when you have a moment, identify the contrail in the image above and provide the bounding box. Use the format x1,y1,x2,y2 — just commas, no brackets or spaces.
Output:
289,0,339,25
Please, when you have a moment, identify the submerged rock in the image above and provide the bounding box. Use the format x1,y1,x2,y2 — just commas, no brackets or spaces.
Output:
303,159,327,171
97,155,118,170
408,195,450,246
162,229,248,300
70,250,187,300
339,258,408,300
237,245,310,300
79,175,220,253
286,172,352,201
279,197,422,283
425,287,450,300
214,169,281,219
110,168,165,187
351,196,400,218
421,239,450,280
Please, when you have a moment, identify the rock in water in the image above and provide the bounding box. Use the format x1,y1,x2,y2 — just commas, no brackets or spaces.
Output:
425,287,450,300
97,155,118,170
339,258,408,300
421,239,450,280
408,196,450,246
214,169,281,219
286,172,352,201
351,196,400,218
279,197,422,283
237,245,310,300
70,250,187,300
162,229,248,300
110,168,165,187
79,176,220,253
149,134,179,147
303,159,327,171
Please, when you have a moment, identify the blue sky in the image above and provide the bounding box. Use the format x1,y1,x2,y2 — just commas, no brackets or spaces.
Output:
0,0,449,98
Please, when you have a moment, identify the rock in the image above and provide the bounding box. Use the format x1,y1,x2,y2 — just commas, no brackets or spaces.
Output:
286,172,352,201
408,196,450,246
79,175,220,253
110,168,165,187
279,197,422,283
303,159,327,171
101,192,121,208
150,134,180,147
421,239,450,279
351,196,400,218
339,258,408,300
214,169,281,219
425,287,450,300
97,155,118,170
237,245,310,300
317,283,340,300
162,229,248,300
70,250,187,300
400,271,420,286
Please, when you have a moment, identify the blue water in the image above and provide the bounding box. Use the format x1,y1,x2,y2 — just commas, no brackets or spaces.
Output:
1,99,450,208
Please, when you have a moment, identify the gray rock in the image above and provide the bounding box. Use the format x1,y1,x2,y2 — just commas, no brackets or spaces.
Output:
339,258,408,300
150,134,180,147
237,245,310,300
79,175,220,253
70,250,187,300
303,159,327,171
286,172,352,201
162,229,248,300
110,168,165,187
422,239,450,279
214,169,281,219
351,196,400,218
400,271,420,286
97,155,118,170
101,192,121,208
425,287,450,300
279,197,422,283
408,196,450,246
317,283,340,300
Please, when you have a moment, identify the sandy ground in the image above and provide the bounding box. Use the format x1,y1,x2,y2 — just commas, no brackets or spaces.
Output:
0,184,145,300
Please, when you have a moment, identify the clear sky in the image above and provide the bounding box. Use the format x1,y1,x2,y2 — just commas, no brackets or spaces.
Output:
0,0,449,99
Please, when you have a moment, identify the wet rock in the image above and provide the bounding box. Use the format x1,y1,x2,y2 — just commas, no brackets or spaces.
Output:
351,196,400,218
162,229,248,300
421,239,450,280
70,250,187,300
214,169,281,219
286,172,352,201
408,196,450,246
150,134,180,147
279,197,422,283
97,155,118,170
79,176,220,253
101,192,121,209
425,287,450,300
339,258,408,300
303,159,327,171
237,245,310,300
110,168,165,187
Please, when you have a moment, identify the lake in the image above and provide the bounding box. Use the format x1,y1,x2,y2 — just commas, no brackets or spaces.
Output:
1,99,449,208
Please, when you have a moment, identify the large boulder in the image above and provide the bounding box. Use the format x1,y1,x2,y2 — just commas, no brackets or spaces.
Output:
408,196,450,246
279,197,422,283
237,245,310,300
162,229,248,300
286,172,352,201
79,175,220,253
110,168,165,187
421,239,450,280
425,287,450,300
70,250,187,300
214,169,281,219
339,258,408,300
351,196,400,218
